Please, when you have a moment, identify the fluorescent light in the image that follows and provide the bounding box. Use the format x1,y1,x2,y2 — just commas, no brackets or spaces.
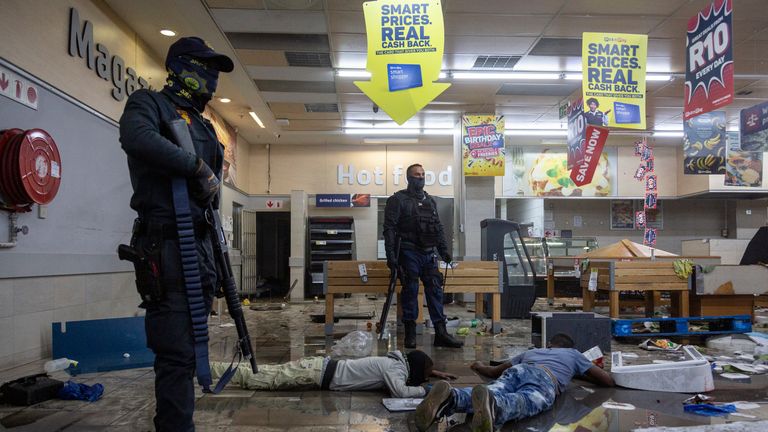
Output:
219,98,231,103
337,69,371,78
453,72,561,80
363,138,419,144
653,131,684,137
653,125,683,131
505,130,568,136
160,29,176,37
337,69,448,79
564,73,582,80
345,128,420,135
248,111,265,128
422,129,455,135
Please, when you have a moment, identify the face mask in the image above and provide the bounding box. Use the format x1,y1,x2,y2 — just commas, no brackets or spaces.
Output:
407,176,425,192
164,56,219,110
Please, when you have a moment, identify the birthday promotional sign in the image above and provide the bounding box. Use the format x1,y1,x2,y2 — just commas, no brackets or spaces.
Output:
582,32,648,130
683,111,727,174
740,100,768,152
462,115,505,176
355,0,450,125
684,0,734,120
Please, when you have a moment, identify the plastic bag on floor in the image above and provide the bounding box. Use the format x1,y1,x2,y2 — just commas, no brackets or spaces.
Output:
58,381,104,402
683,403,736,417
331,331,373,358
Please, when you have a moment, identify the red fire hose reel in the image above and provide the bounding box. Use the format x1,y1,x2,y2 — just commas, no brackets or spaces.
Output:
0,128,61,212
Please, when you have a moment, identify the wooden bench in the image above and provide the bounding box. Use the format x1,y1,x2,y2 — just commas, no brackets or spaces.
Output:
581,261,691,318
323,260,503,335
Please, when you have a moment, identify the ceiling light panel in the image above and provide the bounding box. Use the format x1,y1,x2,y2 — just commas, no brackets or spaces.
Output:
254,80,336,93
225,32,330,51
528,38,583,56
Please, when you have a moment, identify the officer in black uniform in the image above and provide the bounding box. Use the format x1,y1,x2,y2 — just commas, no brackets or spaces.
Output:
119,37,233,432
383,164,463,349
584,98,609,126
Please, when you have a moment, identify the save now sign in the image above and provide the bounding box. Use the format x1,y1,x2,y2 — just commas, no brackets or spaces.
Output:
570,126,610,187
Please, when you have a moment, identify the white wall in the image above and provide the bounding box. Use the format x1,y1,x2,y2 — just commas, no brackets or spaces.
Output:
506,198,545,232
548,199,727,254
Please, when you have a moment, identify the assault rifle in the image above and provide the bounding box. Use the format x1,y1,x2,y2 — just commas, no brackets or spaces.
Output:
166,119,258,375
378,237,401,340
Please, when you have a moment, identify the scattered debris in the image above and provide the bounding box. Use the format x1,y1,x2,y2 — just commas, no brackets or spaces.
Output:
682,394,714,405
732,402,761,410
684,403,736,417
602,401,636,410
720,373,750,380
611,346,714,393
639,339,681,351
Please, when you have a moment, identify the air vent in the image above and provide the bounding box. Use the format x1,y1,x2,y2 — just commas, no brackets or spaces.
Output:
472,56,521,69
305,103,339,113
529,38,582,56
285,51,332,67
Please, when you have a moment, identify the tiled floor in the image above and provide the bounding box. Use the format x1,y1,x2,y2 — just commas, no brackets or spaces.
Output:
1,297,767,431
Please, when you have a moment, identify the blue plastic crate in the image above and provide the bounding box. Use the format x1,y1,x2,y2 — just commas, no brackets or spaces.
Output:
612,315,752,337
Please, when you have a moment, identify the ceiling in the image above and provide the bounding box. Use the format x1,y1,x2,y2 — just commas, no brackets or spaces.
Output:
111,0,768,146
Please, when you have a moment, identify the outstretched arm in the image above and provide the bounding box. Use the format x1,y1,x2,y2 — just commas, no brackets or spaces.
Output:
470,361,512,379
582,365,615,387
430,369,458,380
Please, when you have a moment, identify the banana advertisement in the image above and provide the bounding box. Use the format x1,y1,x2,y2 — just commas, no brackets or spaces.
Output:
683,111,726,175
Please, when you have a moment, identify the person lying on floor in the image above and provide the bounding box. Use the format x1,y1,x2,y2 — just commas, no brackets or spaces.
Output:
211,350,457,398
415,333,614,432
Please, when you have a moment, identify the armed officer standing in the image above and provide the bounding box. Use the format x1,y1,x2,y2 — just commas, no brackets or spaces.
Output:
383,164,463,350
119,37,233,431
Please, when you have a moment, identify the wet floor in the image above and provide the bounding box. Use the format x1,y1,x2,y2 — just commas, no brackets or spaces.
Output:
1,297,767,431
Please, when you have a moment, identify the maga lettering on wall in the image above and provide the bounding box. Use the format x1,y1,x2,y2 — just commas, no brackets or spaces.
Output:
462,114,505,176
582,32,647,130
683,111,726,175
202,108,237,187
684,0,734,120
503,147,616,197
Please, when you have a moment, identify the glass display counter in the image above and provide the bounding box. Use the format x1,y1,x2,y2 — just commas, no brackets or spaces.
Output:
520,237,598,303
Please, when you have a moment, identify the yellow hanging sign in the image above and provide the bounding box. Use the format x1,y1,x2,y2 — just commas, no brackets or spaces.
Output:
355,0,450,125
582,32,647,130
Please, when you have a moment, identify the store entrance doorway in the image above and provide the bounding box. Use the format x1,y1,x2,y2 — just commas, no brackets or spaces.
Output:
255,211,291,296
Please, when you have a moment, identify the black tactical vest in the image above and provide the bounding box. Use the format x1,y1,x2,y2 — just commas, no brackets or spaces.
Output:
398,192,441,248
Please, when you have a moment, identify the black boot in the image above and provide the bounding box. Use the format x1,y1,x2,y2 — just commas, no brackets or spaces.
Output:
404,320,417,349
433,321,464,348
